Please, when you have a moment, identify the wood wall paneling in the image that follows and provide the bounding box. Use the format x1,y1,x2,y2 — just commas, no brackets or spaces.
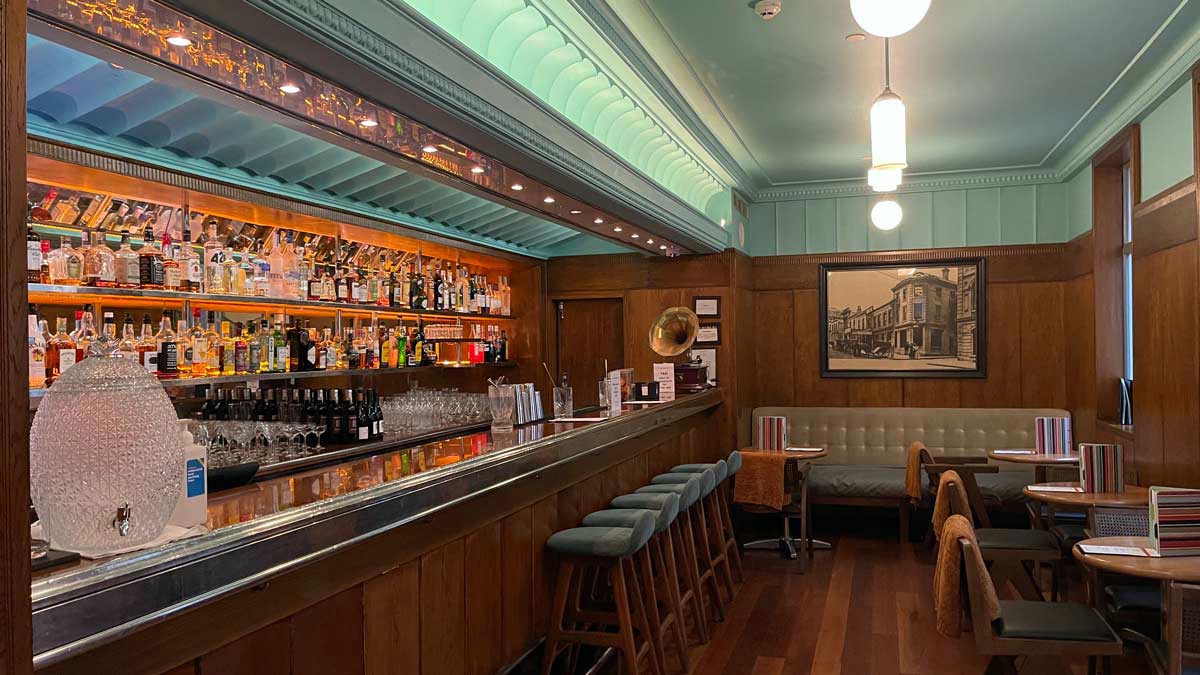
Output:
364,560,421,675
464,521,503,675
291,587,364,675
198,621,290,675
420,540,466,675
1018,282,1068,409
501,509,535,664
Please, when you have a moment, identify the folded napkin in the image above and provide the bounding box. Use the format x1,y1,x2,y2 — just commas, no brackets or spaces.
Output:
904,441,931,503
934,514,1000,638
733,449,788,511
932,470,971,539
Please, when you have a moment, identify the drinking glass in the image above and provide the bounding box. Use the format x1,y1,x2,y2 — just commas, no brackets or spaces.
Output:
487,384,516,432
552,386,574,419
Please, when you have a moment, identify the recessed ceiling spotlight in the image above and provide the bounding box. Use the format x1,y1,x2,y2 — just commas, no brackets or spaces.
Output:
167,34,192,47
594,217,604,224
719,218,727,227
846,33,867,42
631,233,640,239
569,209,582,214
358,118,378,128
613,226,623,232
109,62,126,70
659,244,668,250
543,196,556,204
511,183,524,191
646,238,654,244
279,83,301,94
422,145,438,153
470,166,485,174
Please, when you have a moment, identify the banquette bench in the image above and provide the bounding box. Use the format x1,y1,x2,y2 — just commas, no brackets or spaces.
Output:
751,406,1071,540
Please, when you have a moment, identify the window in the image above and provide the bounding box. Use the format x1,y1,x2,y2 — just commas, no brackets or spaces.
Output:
1122,162,1133,381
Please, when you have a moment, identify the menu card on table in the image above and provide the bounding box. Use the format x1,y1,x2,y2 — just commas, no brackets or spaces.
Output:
608,370,623,417
653,363,676,402
1028,485,1084,493
993,449,1036,455
1034,416,1073,455
1150,486,1200,557
1078,544,1158,557
1079,443,1123,493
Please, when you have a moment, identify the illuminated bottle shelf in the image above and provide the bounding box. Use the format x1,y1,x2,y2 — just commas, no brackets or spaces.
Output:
26,283,516,322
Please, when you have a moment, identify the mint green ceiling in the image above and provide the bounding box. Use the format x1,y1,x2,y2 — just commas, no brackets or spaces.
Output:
618,0,1195,186
399,0,727,217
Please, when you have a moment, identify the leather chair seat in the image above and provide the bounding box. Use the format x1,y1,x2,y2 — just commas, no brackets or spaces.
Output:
636,478,702,509
546,511,655,558
726,451,742,475
653,469,717,496
995,601,1117,642
976,528,1059,552
672,460,728,483
1104,584,1162,612
1050,523,1089,551
608,493,680,533
975,470,1036,503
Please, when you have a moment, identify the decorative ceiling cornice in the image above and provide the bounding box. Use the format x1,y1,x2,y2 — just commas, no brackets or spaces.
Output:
754,168,1061,202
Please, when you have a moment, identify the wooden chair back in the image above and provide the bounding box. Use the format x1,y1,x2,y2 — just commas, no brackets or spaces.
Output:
931,472,973,540
1169,581,1200,675
1089,506,1149,538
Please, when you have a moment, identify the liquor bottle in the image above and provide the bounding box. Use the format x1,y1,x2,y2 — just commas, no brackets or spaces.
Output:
202,219,225,294
497,329,509,362
320,265,336,302
155,311,179,379
221,241,238,296
180,226,201,292
46,316,77,385
203,312,222,376
331,389,349,442
188,309,208,377
253,255,270,297
50,194,80,224
236,250,255,296
233,322,249,375
100,311,116,341
380,328,392,370
113,231,139,288
272,320,288,373
296,245,311,302
466,272,477,313
137,313,157,374
481,326,494,363
441,265,454,311
354,389,370,441
28,305,46,389
307,265,322,302
410,320,426,366
76,304,99,360
395,322,408,367
307,390,326,441
258,318,273,373
335,266,351,303
45,237,81,286
38,240,51,284
162,236,181,291
176,310,193,376
83,228,116,288
26,207,43,284
246,321,261,375
349,267,363,304
304,321,319,371
137,226,165,289
220,320,236,376
286,320,302,373
94,200,124,233
267,232,286,298
285,233,303,299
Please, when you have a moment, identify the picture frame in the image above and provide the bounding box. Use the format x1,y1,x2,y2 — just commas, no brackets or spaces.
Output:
695,323,721,345
819,258,987,379
693,296,720,318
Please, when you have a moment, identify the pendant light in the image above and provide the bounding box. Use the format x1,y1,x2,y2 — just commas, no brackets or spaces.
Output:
871,198,902,230
868,166,901,192
870,39,907,173
851,0,931,38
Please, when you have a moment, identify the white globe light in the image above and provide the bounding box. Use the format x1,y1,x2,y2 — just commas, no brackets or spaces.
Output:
851,0,932,38
871,199,903,230
870,90,907,170
868,166,902,192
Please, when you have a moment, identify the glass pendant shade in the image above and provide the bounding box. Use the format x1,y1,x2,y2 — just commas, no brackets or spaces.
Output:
30,346,184,556
870,89,907,170
868,166,902,192
871,199,903,231
851,0,932,38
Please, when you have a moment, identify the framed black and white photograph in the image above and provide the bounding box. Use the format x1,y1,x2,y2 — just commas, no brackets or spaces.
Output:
695,323,721,345
819,259,986,379
693,296,720,318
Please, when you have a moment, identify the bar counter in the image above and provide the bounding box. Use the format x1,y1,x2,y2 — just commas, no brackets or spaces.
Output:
33,388,724,674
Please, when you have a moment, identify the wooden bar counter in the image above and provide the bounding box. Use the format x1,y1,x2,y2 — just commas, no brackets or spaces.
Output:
33,389,724,675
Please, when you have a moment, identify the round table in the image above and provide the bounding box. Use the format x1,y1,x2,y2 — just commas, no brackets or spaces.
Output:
1023,482,1149,507
987,450,1079,483
740,447,829,562
1073,536,1200,582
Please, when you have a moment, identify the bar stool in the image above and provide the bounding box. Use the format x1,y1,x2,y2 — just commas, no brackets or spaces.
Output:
585,494,683,673
543,510,661,675
672,450,744,583
634,477,710,646
648,469,728,622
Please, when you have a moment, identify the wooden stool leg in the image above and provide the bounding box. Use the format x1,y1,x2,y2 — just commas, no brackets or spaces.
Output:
653,536,691,671
706,494,736,603
671,518,709,644
635,547,667,675
542,560,575,675
718,485,744,582
611,560,643,675
690,504,726,621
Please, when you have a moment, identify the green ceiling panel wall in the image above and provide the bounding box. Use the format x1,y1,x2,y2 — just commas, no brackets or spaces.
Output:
1067,166,1093,240
897,192,934,250
933,191,968,249
1036,183,1068,243
1140,80,1195,199
965,189,1002,246
999,185,1037,245
399,0,724,216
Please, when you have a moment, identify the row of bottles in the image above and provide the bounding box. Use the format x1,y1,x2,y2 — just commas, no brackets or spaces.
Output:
198,386,385,444
28,304,514,388
27,201,513,316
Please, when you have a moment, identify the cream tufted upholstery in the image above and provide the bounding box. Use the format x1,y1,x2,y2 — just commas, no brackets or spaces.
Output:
752,406,1071,470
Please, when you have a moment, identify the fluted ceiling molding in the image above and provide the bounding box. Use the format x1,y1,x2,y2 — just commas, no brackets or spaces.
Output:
755,168,1062,202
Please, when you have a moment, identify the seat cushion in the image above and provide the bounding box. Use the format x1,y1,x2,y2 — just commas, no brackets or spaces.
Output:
609,493,680,532
1051,523,1089,550
653,470,716,496
673,460,728,484
727,451,742,476
995,600,1116,642
975,528,1060,552
1104,584,1162,612
807,465,919,499
583,508,668,536
975,470,1035,503
546,513,655,558
636,480,702,509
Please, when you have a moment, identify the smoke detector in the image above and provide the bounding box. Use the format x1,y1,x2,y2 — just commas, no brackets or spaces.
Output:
754,0,782,20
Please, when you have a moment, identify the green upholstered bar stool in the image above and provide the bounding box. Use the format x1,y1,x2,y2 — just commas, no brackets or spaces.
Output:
669,459,737,602
543,510,661,675
585,495,682,674
634,477,710,647
647,469,728,623
672,450,745,583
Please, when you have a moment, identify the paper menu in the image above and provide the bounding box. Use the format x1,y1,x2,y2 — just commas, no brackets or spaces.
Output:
653,363,675,402
608,370,623,416
1077,544,1157,557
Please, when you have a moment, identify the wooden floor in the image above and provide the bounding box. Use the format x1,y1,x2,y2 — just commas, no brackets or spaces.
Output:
680,515,1151,675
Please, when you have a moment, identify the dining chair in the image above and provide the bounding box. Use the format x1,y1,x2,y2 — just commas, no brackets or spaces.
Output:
955,534,1124,674
932,471,1064,601
1165,581,1200,675
1083,506,1161,636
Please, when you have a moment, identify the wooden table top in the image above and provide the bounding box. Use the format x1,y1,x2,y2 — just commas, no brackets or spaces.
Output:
1023,482,1149,507
739,447,828,461
987,450,1080,465
1073,537,1200,582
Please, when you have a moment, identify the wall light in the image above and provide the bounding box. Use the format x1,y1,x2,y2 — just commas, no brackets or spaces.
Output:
543,196,556,204
850,0,931,38
868,166,902,192
869,40,907,171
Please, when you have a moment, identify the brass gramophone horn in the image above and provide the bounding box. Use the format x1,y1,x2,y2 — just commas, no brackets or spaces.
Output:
649,306,699,357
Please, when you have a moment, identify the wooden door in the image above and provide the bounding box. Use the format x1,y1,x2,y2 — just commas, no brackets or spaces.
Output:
555,299,623,407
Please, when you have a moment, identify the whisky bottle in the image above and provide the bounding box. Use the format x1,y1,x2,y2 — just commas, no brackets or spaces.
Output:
113,231,139,288
137,313,157,374
46,316,77,385
233,322,249,375
176,310,192,376
162,236,181,291
180,226,201,292
204,311,222,376
117,314,138,362
28,306,46,389
155,311,179,379
137,227,164,289
26,206,42,284
219,320,236,376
